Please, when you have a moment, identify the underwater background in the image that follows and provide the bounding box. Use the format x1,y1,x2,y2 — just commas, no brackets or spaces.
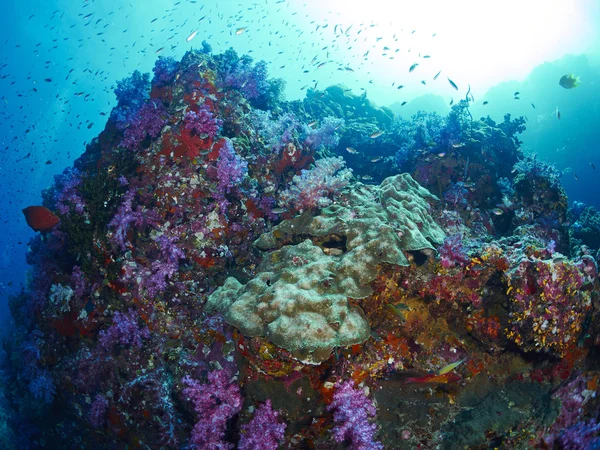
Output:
0,0,600,448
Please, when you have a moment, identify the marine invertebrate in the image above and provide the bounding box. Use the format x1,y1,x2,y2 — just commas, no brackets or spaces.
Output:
505,251,591,355
120,99,167,150
98,309,150,352
207,240,372,364
184,105,223,138
328,381,383,450
216,139,248,195
152,56,179,87
278,156,352,212
303,116,344,151
219,48,269,100
208,174,444,363
182,370,242,449
111,70,151,130
88,394,109,428
238,400,286,450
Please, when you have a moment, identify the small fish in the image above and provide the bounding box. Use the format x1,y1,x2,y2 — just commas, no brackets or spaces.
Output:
514,91,520,96
451,142,466,148
235,27,247,35
531,103,536,109
590,163,596,170
409,63,418,72
155,47,164,55
370,330,382,341
574,173,579,180
370,131,384,139
397,85,404,89
421,80,426,85
361,175,374,181
186,30,198,42
370,156,382,163
45,160,52,165
559,74,581,89
437,358,466,375
556,107,561,120
401,101,407,106
447,77,458,90
271,207,288,214
437,152,446,158
433,70,441,80
387,304,406,321
346,147,359,154
449,99,454,106
307,120,318,128
482,101,489,105
491,208,504,216
405,372,461,384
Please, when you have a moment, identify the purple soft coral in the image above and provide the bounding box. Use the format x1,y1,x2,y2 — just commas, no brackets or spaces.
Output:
439,233,470,268
222,49,269,100
238,400,286,450
152,56,179,87
303,116,344,151
98,309,150,352
279,156,352,212
108,188,161,251
328,381,383,450
216,139,248,195
111,70,151,130
182,370,242,449
139,234,186,297
89,394,109,428
120,99,167,150
184,106,223,138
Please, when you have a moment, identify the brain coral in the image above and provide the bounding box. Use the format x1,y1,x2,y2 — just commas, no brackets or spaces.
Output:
207,173,444,363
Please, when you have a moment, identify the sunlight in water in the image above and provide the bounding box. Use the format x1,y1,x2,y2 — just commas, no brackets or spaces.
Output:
304,0,596,96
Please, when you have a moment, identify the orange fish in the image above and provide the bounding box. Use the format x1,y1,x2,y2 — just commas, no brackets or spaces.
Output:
404,372,461,384
22,206,60,232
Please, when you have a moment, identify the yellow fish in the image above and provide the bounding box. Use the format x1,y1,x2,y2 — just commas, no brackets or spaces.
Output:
559,74,581,89
437,358,466,376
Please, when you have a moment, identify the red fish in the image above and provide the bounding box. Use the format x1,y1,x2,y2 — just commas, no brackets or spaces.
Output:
404,372,461,384
22,206,60,232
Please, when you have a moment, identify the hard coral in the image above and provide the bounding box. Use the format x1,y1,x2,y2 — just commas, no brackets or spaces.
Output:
208,174,444,363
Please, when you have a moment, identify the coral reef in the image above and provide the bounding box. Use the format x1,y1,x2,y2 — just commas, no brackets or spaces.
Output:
3,44,599,450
